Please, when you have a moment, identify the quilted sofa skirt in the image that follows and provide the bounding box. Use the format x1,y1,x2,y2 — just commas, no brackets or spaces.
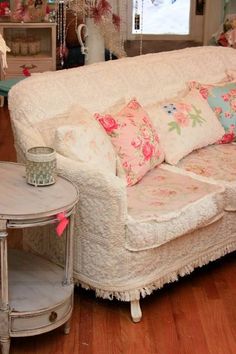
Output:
23,211,236,301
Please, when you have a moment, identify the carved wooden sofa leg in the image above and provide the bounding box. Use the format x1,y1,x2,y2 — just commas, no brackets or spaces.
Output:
130,300,142,323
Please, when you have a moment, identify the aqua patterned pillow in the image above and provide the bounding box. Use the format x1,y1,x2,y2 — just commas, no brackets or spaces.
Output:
190,81,236,144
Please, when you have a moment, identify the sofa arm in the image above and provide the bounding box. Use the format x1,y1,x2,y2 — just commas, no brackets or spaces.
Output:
11,119,46,160
56,153,127,220
56,153,128,283
11,117,126,214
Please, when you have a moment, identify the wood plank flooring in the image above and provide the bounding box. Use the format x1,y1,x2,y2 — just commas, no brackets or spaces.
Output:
1,106,236,354
0,106,16,162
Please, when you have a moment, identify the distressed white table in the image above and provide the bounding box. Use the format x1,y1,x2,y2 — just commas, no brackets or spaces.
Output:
0,162,79,354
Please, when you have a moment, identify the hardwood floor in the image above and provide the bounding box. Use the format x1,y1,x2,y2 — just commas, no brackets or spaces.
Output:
1,106,236,354
0,106,16,162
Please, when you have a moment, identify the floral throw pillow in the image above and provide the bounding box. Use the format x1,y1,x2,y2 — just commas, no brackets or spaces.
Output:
189,80,236,143
146,89,225,165
94,98,164,186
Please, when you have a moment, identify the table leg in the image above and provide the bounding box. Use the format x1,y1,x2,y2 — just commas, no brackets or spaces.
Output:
62,209,74,335
63,207,75,286
0,337,10,354
0,235,8,310
63,319,71,335
0,221,10,354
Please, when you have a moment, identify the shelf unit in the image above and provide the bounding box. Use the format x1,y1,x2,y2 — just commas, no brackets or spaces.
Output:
0,22,56,79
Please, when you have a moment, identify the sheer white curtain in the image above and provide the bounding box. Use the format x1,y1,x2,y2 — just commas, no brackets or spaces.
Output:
110,0,129,41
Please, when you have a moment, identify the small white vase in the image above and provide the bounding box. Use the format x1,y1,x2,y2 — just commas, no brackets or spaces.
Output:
77,17,105,65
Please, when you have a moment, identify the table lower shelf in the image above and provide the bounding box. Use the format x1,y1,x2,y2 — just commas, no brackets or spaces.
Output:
6,249,74,337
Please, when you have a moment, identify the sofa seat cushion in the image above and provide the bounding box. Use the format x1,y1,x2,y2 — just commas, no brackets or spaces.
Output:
126,167,225,251
176,143,236,211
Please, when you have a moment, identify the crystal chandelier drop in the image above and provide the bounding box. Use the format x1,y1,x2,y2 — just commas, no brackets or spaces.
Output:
134,0,144,55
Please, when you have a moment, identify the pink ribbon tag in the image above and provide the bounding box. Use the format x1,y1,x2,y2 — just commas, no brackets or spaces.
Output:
56,212,69,237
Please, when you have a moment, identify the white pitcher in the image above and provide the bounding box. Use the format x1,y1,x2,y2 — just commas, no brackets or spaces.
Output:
77,17,105,65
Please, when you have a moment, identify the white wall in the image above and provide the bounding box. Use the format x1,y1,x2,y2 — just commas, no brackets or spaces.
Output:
227,1,236,13
203,0,223,45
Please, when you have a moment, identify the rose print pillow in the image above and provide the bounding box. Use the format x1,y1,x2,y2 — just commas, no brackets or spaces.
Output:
189,80,236,143
94,98,164,186
146,89,225,165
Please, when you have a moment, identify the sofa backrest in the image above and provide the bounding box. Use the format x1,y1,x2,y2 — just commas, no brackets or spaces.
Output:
8,46,236,128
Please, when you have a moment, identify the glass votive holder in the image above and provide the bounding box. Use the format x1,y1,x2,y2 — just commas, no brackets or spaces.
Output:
25,146,57,187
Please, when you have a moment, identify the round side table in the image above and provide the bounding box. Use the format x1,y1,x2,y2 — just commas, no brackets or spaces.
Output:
0,162,79,354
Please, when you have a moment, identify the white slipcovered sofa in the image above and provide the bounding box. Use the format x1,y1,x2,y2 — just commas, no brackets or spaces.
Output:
8,46,236,322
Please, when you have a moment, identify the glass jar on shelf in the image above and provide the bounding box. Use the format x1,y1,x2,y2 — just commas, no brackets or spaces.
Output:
20,39,28,55
11,37,20,55
28,37,38,55
35,37,41,54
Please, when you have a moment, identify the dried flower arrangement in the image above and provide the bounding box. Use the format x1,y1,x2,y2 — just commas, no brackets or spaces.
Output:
0,1,10,18
214,14,236,48
68,0,126,58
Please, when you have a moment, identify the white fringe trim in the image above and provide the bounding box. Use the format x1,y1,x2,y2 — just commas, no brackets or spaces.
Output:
75,242,236,302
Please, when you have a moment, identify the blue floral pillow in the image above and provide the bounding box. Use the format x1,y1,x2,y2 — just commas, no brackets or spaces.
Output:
191,81,236,143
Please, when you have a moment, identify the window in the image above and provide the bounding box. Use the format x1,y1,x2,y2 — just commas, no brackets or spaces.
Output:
132,0,192,36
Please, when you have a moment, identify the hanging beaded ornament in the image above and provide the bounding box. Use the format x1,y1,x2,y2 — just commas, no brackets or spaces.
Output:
134,0,140,31
57,0,67,68
134,0,143,55
140,0,144,55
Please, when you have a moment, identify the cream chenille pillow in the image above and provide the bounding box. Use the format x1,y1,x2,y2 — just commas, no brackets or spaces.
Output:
54,121,117,174
146,89,225,165
35,99,125,147
35,105,91,146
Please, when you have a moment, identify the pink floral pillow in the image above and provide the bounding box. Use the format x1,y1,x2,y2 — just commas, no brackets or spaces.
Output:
94,98,164,186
